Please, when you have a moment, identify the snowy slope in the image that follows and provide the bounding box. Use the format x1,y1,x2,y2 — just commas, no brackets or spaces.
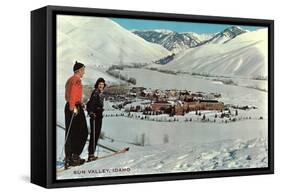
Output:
57,15,170,85
158,28,268,78
57,136,267,179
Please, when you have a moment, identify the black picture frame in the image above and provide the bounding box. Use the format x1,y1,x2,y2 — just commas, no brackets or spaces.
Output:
31,5,274,188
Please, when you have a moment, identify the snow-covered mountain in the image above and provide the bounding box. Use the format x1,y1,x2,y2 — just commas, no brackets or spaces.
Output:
132,26,247,53
157,28,268,79
57,15,266,82
57,16,171,85
183,32,217,42
197,26,248,45
132,29,202,53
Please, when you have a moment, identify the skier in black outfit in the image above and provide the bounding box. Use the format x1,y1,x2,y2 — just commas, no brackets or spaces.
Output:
86,78,106,162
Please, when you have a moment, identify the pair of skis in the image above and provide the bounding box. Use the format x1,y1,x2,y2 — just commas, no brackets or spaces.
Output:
57,147,130,173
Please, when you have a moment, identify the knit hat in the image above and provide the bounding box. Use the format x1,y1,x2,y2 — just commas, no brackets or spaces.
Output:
73,61,85,72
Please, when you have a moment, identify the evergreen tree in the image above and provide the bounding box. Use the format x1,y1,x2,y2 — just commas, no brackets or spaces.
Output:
202,114,206,120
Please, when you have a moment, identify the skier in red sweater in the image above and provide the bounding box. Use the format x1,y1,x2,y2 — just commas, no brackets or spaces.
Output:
64,61,88,169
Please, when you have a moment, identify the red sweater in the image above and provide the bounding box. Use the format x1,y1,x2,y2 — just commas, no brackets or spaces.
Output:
65,75,83,109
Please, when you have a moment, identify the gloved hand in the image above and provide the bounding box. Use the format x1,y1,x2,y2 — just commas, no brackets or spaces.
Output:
70,106,78,115
73,107,78,115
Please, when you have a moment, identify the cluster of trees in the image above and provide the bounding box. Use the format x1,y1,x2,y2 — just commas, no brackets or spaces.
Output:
107,63,148,71
155,53,176,64
147,67,177,75
106,69,136,85
252,75,268,80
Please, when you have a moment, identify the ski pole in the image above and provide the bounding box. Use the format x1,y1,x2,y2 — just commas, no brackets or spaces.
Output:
97,141,100,157
93,116,101,157
93,116,96,156
59,111,75,160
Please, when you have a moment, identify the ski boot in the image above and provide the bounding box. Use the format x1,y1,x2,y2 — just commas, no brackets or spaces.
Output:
88,154,98,162
71,154,86,166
